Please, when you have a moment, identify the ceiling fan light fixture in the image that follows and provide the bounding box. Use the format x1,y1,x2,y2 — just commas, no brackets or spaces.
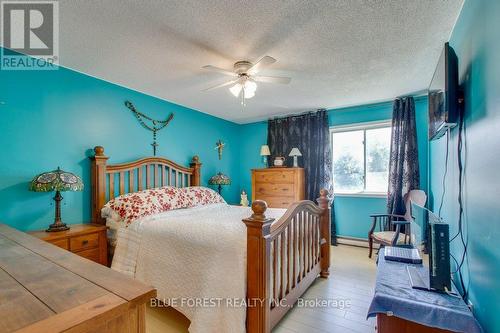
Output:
244,88,255,99
203,56,290,104
229,83,243,97
244,80,257,93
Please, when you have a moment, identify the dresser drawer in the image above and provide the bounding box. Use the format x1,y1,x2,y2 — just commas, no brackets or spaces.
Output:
254,170,295,184
255,182,295,197
70,232,99,252
74,247,101,263
49,238,69,250
261,196,295,208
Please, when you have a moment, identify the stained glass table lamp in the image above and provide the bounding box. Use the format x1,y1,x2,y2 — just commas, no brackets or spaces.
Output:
29,167,84,232
208,172,231,195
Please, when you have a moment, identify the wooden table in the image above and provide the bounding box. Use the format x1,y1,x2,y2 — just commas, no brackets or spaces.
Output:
0,224,156,333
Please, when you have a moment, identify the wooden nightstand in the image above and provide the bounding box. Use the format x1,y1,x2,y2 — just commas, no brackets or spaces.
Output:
29,223,108,266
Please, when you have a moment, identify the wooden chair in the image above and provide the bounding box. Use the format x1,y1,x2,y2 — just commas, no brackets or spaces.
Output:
368,190,427,258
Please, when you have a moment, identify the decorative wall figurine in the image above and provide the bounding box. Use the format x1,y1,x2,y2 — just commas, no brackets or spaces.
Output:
125,101,174,156
240,190,249,207
214,140,225,160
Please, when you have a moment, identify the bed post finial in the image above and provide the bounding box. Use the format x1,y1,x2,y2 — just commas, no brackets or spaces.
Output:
190,156,202,186
242,200,273,333
90,146,109,224
94,146,105,156
317,189,330,209
251,200,267,220
317,188,332,278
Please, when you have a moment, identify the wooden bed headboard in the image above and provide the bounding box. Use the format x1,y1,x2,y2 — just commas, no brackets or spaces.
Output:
89,146,202,224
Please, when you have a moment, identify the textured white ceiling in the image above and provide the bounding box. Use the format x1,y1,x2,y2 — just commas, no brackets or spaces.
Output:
55,0,463,123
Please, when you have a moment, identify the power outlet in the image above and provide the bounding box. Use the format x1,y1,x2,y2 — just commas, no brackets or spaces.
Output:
467,300,474,313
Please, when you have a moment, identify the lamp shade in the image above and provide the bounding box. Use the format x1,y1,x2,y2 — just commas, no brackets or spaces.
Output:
29,167,83,192
289,147,302,157
208,172,231,186
260,145,271,156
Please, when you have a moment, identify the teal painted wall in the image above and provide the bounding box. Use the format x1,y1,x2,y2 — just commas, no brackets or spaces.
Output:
0,52,241,231
239,98,429,239
428,0,500,331
329,98,428,239
238,121,267,197
328,102,392,239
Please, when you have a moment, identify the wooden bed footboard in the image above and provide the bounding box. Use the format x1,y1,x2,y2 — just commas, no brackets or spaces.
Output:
243,189,332,333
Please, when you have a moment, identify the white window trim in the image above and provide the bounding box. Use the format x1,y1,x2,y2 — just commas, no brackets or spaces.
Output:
330,120,392,133
330,120,392,197
334,192,388,198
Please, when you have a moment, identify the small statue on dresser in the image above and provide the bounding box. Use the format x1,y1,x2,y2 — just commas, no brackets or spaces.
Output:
240,190,249,207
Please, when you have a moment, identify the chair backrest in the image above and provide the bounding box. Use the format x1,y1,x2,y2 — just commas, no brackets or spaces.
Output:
404,190,427,222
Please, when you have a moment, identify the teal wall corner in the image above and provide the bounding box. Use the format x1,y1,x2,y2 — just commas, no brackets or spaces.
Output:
238,121,268,197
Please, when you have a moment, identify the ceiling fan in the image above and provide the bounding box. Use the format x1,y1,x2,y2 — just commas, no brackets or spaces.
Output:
202,56,291,105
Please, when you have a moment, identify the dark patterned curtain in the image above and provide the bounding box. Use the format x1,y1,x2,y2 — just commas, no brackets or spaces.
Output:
387,97,420,215
268,110,336,244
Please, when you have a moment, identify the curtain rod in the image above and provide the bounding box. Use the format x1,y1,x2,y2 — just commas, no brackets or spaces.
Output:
268,108,327,121
263,92,428,122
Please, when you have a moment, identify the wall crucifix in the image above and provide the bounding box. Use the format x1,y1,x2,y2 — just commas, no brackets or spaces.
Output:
215,140,225,160
125,101,174,156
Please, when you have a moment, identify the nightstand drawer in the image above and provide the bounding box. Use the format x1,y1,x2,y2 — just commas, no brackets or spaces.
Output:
28,224,108,266
75,247,101,263
49,238,69,250
70,233,99,252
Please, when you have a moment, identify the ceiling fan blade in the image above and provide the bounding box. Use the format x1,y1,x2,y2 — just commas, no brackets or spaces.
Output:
202,65,238,77
253,75,291,84
247,56,276,75
202,79,238,92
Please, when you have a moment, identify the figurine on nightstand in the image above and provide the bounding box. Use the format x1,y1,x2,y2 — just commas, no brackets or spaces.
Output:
240,190,249,207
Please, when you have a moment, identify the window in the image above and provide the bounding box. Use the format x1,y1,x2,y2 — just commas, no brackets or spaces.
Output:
331,122,391,195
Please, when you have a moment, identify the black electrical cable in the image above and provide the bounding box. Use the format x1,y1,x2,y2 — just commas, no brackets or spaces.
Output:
450,253,461,274
457,104,468,301
448,100,468,301
438,130,450,217
434,113,467,298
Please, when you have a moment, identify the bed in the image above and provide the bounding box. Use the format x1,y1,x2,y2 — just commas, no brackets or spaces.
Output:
89,146,331,333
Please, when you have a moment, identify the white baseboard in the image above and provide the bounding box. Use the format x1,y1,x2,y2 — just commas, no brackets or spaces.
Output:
336,236,380,249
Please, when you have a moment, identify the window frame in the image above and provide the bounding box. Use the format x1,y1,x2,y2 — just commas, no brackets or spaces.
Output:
330,120,392,197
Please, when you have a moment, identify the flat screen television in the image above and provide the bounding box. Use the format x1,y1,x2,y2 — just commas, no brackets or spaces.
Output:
428,42,459,140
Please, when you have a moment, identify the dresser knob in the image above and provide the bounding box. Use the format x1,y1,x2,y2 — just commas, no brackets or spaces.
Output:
82,240,89,245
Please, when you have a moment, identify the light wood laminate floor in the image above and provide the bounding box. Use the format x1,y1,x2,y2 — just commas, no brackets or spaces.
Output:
146,245,377,333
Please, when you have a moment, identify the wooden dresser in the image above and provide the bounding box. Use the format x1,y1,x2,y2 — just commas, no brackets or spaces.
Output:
251,168,305,208
0,224,156,333
28,223,108,266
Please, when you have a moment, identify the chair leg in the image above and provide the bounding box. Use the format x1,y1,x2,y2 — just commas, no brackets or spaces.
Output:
368,235,373,258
